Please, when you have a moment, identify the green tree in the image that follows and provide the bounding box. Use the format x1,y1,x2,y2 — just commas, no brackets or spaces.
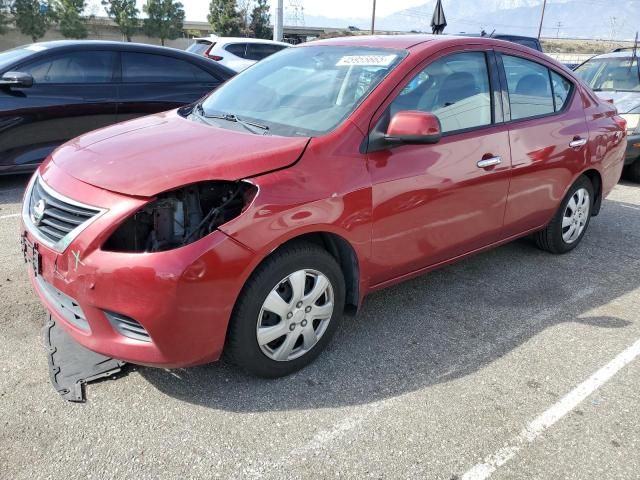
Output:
12,0,54,42
143,0,185,46
0,0,10,35
102,0,138,42
208,0,242,37
55,0,87,38
249,0,271,39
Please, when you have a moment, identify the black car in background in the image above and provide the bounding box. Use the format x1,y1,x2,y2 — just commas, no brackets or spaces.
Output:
0,41,235,174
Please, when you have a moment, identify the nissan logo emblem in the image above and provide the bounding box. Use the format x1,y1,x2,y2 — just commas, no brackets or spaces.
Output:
31,199,46,225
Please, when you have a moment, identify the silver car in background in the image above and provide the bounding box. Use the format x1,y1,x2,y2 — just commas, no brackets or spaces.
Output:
575,50,640,181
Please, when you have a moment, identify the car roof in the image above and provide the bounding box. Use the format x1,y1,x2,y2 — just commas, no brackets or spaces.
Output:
305,34,438,49
301,34,541,52
19,40,204,56
192,37,290,47
454,33,539,41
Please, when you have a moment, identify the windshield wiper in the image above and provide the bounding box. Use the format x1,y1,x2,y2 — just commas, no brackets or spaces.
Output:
195,104,270,135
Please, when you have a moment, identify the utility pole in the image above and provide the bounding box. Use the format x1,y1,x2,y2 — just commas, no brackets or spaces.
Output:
537,0,547,39
274,0,284,42
371,0,377,35
556,21,563,38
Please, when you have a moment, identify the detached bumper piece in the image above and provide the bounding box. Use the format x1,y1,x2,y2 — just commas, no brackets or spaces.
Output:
43,316,127,402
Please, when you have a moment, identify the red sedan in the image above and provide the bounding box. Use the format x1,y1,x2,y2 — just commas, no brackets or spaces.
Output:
21,35,627,377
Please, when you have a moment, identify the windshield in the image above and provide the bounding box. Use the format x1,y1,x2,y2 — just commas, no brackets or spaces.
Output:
0,47,37,71
575,56,640,92
199,45,406,136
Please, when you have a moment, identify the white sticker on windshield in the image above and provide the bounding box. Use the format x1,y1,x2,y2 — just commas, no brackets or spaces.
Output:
25,44,48,52
336,54,397,67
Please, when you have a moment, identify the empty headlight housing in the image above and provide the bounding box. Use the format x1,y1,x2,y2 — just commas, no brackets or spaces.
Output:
103,181,256,253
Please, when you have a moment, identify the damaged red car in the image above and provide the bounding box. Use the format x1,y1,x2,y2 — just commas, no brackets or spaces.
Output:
22,36,627,377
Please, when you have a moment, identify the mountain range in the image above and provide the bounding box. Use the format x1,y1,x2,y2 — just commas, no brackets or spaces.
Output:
303,0,640,40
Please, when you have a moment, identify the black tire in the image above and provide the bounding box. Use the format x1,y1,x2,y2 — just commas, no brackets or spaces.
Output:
534,176,595,254
623,161,640,183
225,242,345,378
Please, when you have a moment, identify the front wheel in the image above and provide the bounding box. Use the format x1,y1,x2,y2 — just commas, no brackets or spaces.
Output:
225,242,345,378
534,176,595,254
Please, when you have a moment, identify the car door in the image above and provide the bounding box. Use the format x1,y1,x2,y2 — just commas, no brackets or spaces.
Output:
367,49,512,285
496,51,590,237
0,50,117,173
117,51,223,122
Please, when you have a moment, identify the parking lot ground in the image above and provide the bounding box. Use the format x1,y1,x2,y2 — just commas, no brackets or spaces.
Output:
1,175,639,480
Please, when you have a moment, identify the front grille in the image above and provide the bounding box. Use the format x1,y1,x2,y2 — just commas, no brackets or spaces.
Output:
36,276,90,332
28,177,101,247
104,311,151,342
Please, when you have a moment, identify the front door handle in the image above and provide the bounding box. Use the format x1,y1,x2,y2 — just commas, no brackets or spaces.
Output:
477,156,502,169
569,138,587,149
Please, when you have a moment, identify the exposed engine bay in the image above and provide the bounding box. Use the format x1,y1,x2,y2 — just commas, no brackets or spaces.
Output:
104,181,255,253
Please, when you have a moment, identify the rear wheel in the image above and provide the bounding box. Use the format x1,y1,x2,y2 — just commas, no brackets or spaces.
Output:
623,160,640,183
535,176,594,254
226,242,345,378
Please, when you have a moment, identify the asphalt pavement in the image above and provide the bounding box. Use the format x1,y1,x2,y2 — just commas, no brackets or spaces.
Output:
1,174,639,480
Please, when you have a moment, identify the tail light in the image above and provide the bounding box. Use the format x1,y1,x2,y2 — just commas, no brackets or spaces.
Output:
613,116,627,131
207,54,224,61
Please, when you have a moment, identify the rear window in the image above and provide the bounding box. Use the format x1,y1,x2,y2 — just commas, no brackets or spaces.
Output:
187,40,214,56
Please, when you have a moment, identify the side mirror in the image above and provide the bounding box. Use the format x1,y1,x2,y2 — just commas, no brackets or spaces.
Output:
0,71,34,88
385,111,442,146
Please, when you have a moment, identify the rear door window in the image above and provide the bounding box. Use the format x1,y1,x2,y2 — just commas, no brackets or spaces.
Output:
502,55,554,120
245,43,288,61
224,43,248,58
22,51,116,84
390,51,493,134
122,53,215,82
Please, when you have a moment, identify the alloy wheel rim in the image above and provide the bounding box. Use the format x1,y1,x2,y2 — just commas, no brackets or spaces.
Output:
562,188,590,244
257,269,334,362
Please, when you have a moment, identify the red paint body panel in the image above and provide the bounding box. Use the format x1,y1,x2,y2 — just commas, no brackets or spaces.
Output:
51,110,310,197
22,36,627,367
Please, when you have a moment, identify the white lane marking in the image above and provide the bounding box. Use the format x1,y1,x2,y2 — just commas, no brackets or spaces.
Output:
0,213,19,220
620,204,640,211
462,337,640,480
236,401,389,479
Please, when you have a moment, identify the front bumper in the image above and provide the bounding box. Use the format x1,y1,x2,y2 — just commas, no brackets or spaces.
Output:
625,133,640,165
23,164,256,368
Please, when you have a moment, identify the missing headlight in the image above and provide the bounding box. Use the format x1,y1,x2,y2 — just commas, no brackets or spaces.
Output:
103,181,256,253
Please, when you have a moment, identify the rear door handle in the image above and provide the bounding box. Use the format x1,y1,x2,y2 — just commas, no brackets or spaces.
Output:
477,156,502,169
569,138,587,149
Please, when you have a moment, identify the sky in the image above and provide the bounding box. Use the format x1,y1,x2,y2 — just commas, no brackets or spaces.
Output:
88,0,429,22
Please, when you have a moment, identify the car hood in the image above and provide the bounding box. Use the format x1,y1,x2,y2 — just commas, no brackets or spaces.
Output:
595,91,640,114
51,110,310,197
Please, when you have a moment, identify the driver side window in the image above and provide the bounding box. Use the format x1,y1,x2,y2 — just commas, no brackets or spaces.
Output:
390,52,492,134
